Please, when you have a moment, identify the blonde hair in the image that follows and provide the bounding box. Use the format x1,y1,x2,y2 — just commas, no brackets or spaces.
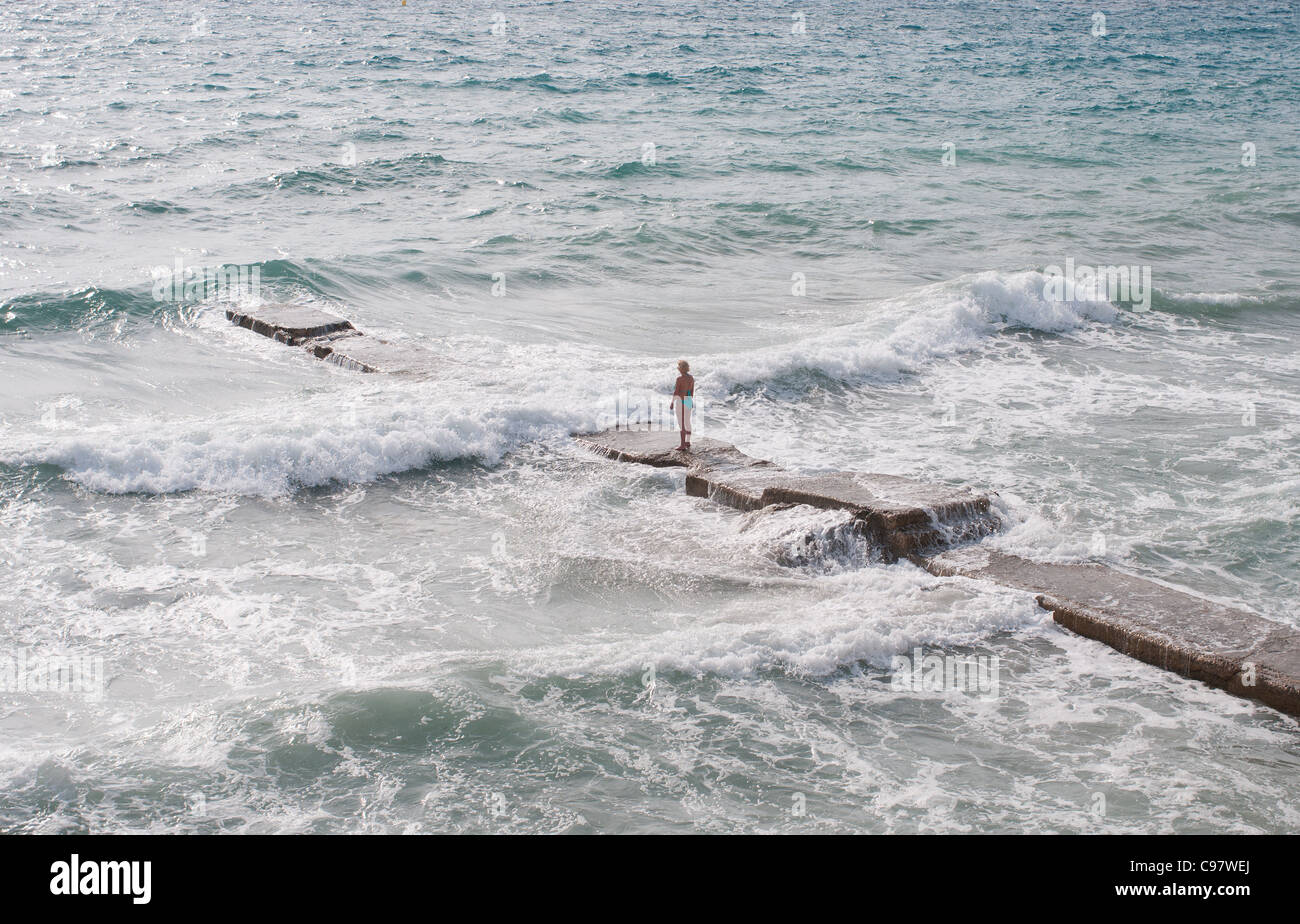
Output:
677,359,690,373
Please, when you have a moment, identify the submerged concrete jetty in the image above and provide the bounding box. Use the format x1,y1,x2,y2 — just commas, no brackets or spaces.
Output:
922,547,1300,717
579,428,1300,718
576,429,999,560
227,304,1300,718
225,305,439,375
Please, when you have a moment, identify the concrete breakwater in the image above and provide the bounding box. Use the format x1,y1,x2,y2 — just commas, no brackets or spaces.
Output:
921,547,1300,719
575,429,999,561
582,428,1300,717
225,305,440,375
226,304,1300,718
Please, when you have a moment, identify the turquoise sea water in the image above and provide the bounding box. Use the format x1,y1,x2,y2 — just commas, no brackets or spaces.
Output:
1,1,1298,832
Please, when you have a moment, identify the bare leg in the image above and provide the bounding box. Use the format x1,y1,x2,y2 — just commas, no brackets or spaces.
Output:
676,401,687,450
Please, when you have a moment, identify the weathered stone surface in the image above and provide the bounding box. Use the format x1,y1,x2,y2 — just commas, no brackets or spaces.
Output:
920,547,1300,717
1244,631,1300,718
686,468,986,520
574,429,771,472
227,305,438,375
688,468,997,559
578,429,999,560
307,335,442,376
226,305,353,343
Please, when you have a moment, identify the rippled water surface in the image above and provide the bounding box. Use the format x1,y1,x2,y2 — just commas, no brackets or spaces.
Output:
1,1,1298,833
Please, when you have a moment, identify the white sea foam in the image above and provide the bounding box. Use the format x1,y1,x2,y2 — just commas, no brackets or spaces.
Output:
1,390,587,496
5,0,1300,837
704,270,1117,392
503,562,1050,680
1161,291,1270,307
2,271,1119,497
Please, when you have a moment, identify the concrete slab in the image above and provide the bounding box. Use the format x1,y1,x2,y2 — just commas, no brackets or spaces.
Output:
226,305,353,343
578,428,999,559
226,304,439,375
686,468,998,559
307,335,442,376
573,429,770,471
921,547,1300,717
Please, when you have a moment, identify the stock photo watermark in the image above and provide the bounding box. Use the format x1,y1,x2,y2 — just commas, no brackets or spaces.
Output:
1042,258,1152,312
152,258,261,304
0,649,105,700
890,648,1000,700
596,387,701,432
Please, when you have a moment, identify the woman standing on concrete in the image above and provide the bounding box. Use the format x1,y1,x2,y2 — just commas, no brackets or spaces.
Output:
672,360,694,452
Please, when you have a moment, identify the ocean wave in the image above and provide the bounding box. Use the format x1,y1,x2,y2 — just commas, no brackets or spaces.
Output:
705,270,1119,393
120,199,193,215
604,159,680,179
0,285,162,335
0,258,394,337
2,268,1125,496
1153,290,1297,315
263,151,448,194
0,397,582,497
504,562,1046,680
8,267,1273,500
454,73,575,93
